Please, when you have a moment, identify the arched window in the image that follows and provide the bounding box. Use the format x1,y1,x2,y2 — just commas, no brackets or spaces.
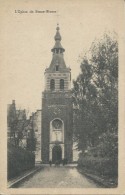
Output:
52,119,62,130
50,79,55,90
60,79,64,90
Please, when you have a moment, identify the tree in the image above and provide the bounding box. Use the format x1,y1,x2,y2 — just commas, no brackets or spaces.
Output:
26,113,36,152
73,32,118,157
8,104,30,147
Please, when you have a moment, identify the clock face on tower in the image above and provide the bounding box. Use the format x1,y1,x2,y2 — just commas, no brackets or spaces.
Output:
53,107,61,115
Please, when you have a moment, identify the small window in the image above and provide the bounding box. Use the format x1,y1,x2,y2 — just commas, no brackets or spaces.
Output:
50,79,55,90
60,79,64,90
56,65,59,71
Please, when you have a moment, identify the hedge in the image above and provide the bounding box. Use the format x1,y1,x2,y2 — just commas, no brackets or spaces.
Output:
78,155,118,179
8,142,35,179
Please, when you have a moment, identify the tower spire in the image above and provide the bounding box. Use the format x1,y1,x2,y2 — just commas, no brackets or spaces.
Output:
46,24,71,72
54,23,61,41
51,24,65,53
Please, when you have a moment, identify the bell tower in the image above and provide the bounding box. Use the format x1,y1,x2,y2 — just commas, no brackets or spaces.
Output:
41,25,73,163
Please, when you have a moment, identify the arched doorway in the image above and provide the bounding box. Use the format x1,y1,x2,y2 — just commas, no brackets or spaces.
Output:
52,145,62,163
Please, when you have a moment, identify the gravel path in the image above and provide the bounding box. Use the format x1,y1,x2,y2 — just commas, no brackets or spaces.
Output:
17,166,99,188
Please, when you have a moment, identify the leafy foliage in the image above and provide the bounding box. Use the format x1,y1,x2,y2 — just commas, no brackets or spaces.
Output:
73,33,118,160
8,142,35,179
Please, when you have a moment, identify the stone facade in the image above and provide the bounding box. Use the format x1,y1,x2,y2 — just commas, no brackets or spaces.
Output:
41,25,73,163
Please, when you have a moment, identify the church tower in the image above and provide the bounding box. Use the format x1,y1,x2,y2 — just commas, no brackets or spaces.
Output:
41,25,73,163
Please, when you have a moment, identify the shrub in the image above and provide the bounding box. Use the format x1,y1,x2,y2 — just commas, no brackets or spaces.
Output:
7,142,35,179
78,155,118,179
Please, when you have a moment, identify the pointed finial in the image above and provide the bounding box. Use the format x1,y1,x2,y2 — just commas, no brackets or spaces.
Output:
56,23,60,31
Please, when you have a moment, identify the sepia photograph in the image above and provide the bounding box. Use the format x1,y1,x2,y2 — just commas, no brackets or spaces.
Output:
0,0,125,194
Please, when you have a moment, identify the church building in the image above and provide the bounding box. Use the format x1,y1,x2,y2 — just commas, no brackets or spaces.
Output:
41,25,73,164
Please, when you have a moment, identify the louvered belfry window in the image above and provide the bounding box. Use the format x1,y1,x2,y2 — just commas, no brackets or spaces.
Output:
60,79,64,90
50,79,55,90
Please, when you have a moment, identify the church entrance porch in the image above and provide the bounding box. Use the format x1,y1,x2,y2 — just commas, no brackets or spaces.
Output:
52,145,62,163
49,143,64,163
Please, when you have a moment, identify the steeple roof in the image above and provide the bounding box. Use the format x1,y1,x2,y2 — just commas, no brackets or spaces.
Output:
51,24,65,53
45,24,70,73
54,25,61,41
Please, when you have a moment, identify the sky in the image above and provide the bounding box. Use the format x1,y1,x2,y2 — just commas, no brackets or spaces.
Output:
1,0,120,113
